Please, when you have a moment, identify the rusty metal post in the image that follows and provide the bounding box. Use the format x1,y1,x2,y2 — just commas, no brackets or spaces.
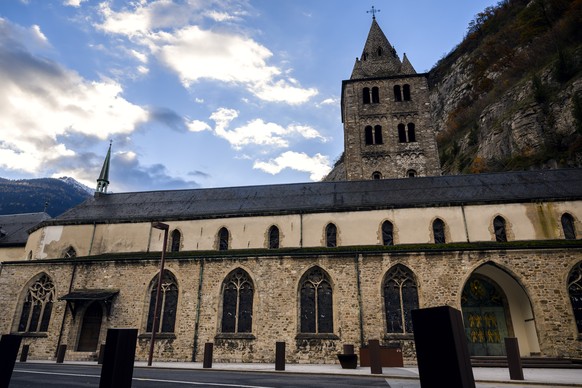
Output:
203,342,213,368
19,344,29,362
505,337,524,380
369,339,382,374
275,342,285,371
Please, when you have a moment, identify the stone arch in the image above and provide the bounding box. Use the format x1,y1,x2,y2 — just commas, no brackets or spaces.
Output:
144,269,179,334
324,223,338,247
297,265,334,334
14,272,56,333
460,262,540,356
76,301,105,351
219,268,255,334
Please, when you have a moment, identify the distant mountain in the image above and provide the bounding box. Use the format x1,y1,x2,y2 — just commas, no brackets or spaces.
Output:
0,177,93,217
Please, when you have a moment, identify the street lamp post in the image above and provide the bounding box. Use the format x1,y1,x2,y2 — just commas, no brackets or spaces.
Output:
148,221,169,366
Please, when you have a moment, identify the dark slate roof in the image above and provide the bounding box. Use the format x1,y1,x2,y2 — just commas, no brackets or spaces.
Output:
33,169,582,230
0,212,51,246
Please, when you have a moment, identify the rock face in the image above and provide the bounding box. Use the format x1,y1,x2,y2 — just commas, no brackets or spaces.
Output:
428,0,582,174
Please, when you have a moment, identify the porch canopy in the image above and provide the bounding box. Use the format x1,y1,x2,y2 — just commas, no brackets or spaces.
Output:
59,289,119,317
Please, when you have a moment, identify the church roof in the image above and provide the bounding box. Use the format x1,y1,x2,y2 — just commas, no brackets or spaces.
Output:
34,169,582,229
0,212,51,246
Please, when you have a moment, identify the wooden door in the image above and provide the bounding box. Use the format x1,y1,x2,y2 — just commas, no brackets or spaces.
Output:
77,302,102,352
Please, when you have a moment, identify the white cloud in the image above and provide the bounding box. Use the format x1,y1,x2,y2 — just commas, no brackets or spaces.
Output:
253,151,331,181
0,19,148,175
96,1,318,104
187,119,211,132
64,0,88,7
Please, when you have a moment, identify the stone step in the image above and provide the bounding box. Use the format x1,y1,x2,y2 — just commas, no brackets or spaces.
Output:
65,351,98,362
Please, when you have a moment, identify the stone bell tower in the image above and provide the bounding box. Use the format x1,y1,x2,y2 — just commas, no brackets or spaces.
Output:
339,14,441,180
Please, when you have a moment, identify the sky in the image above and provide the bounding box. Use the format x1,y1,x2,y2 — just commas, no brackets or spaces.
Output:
0,0,498,193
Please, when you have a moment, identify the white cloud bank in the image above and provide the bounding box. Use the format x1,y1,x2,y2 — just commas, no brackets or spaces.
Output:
96,0,318,104
254,151,331,181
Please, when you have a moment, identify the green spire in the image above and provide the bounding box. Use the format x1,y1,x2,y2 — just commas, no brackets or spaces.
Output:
96,141,111,194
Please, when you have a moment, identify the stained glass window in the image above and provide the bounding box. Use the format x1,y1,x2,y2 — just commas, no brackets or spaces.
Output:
221,269,254,333
383,265,418,334
382,221,394,246
146,270,178,333
18,274,55,332
568,261,582,333
300,267,333,334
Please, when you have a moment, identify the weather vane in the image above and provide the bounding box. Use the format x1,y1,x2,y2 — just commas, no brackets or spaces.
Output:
367,6,380,19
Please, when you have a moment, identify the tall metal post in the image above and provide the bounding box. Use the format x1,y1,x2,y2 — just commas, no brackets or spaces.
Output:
147,222,169,366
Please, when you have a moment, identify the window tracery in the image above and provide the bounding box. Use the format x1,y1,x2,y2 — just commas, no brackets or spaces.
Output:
146,270,178,333
221,269,254,333
568,261,582,333
18,274,55,332
383,265,418,334
300,267,333,334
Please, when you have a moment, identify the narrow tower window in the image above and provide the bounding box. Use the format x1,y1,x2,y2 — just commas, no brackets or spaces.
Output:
562,213,577,240
407,169,417,178
377,47,383,56
493,216,508,242
371,87,380,103
403,84,411,101
374,125,383,144
433,218,446,244
365,126,374,145
362,87,371,104
268,225,280,249
325,223,337,248
218,227,230,250
382,221,394,246
393,85,402,102
170,229,181,252
407,123,416,142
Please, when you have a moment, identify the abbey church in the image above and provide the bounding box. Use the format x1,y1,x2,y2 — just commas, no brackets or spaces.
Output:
1,17,581,365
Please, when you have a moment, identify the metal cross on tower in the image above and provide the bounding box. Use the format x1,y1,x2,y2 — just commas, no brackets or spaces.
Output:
367,6,380,19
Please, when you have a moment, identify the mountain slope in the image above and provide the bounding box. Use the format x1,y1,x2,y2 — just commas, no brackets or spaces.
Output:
429,0,582,174
0,177,92,217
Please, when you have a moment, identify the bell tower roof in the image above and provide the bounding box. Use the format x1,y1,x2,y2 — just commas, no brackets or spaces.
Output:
350,18,402,79
96,141,111,194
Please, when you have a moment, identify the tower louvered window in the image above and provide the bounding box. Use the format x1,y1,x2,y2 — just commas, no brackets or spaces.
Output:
18,274,55,332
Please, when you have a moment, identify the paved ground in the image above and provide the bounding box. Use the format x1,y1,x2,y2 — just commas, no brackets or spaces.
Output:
14,360,582,387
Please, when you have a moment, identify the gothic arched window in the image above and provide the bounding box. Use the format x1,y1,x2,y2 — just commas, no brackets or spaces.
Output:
146,270,178,333
383,264,419,333
170,229,181,252
374,125,383,144
18,274,55,332
221,269,254,333
398,124,407,143
394,85,402,102
403,84,411,101
568,261,582,333
433,218,446,244
382,221,394,246
493,216,507,242
562,213,577,240
218,227,229,251
300,267,333,334
407,123,416,142
372,87,380,103
365,126,374,145
325,223,337,248
268,225,280,249
363,87,371,104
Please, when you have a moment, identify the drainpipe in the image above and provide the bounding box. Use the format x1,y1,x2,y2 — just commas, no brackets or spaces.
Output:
55,261,77,357
191,259,205,361
461,205,470,242
87,222,96,256
299,213,303,248
354,254,365,347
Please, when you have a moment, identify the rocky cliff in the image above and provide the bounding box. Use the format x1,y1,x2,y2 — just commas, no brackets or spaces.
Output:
430,0,582,174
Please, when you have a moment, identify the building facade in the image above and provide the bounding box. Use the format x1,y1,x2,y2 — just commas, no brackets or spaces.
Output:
0,18,581,365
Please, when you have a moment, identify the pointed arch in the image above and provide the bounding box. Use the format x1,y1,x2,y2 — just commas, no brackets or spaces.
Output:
325,223,337,247
383,264,418,333
221,268,254,333
568,261,582,333
218,227,229,251
299,266,333,334
268,225,280,249
362,87,371,104
17,273,55,332
561,213,577,240
433,218,446,244
371,86,380,103
493,216,508,242
382,220,394,246
170,229,181,252
146,270,178,333
77,302,104,351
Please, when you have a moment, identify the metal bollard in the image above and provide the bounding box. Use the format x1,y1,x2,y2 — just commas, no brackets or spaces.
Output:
0,334,22,388
275,342,285,371
97,344,106,365
203,343,213,368
99,329,138,388
20,344,29,362
56,344,67,363
505,337,524,380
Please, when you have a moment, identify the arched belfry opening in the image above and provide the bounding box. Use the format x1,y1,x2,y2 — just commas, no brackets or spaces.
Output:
461,263,540,357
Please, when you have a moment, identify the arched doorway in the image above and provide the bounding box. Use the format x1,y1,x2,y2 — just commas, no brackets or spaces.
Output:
461,275,512,356
461,264,541,357
77,302,103,352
